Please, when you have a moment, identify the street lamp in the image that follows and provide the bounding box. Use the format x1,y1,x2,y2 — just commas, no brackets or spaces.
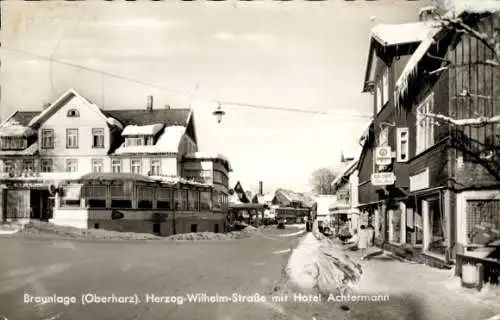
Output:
212,103,226,124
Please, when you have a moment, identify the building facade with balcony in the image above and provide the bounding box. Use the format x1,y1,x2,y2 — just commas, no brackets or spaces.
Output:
0,88,231,236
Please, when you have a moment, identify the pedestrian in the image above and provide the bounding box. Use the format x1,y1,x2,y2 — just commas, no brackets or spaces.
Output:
357,225,369,260
367,224,375,248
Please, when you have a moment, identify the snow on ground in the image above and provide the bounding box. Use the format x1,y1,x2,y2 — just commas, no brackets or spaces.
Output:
286,232,362,295
350,249,500,314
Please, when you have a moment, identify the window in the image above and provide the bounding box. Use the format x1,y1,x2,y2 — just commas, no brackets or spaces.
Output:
83,185,107,209
3,160,14,173
138,186,154,209
382,69,389,106
66,128,79,149
23,160,34,171
61,184,82,208
200,191,211,210
91,159,104,173
0,137,26,150
214,224,219,233
66,159,78,173
150,159,161,175
94,223,100,229
126,137,145,147
92,128,105,148
180,190,188,210
396,127,409,162
110,184,133,208
376,84,383,113
67,109,80,117
213,191,221,209
156,188,172,209
416,93,435,154
213,171,228,186
111,159,121,173
145,136,154,145
41,159,53,172
188,190,199,211
41,129,54,149
131,159,141,174
190,224,198,233
88,200,106,208
378,127,389,147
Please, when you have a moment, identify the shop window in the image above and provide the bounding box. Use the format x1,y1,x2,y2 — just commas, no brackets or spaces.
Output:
61,199,81,208
138,200,153,209
188,190,199,211
466,200,500,245
137,186,153,209
157,200,171,209
427,198,446,255
180,190,188,210
111,199,132,208
88,199,106,208
200,191,211,210
157,188,172,210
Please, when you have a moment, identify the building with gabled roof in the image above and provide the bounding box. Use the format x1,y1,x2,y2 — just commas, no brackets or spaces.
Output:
0,89,231,236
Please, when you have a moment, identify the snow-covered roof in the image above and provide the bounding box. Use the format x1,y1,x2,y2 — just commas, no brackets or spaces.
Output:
370,21,438,47
113,125,186,155
395,2,500,103
184,152,232,171
331,158,359,189
121,123,164,136
0,122,36,137
28,88,123,129
0,142,38,156
253,193,274,204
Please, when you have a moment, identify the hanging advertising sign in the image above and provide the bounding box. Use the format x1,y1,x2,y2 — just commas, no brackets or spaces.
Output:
375,146,392,166
370,172,396,186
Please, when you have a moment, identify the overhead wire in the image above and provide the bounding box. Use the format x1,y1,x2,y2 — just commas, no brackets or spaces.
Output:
1,45,373,120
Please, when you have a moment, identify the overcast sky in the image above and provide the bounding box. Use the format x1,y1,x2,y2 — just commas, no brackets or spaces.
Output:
0,0,428,193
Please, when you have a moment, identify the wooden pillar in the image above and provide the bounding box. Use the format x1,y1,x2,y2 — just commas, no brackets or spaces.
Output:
422,200,430,251
400,202,406,244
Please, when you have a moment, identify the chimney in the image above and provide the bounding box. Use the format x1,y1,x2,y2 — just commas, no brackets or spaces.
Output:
165,104,171,110
259,181,263,196
146,95,153,111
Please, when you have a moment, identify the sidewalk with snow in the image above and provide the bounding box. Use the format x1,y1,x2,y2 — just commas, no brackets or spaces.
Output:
285,227,500,320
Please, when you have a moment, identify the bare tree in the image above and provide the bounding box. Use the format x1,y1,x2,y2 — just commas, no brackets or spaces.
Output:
310,167,337,195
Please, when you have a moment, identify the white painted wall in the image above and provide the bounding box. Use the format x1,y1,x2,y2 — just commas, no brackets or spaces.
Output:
51,208,89,228
39,95,111,159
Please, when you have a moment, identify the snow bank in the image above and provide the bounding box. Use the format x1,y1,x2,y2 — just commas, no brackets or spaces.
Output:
286,233,362,295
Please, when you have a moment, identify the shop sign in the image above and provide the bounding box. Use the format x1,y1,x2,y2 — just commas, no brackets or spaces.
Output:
370,172,396,186
410,168,429,192
375,146,392,166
